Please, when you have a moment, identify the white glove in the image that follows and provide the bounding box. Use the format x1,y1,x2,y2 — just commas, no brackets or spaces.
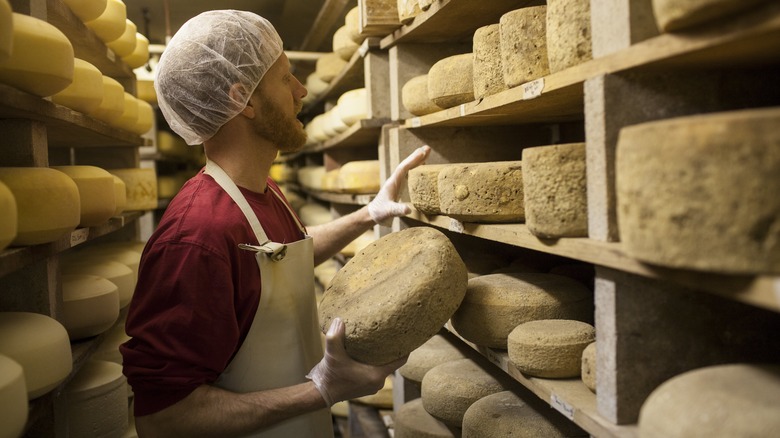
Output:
368,146,432,226
306,318,406,407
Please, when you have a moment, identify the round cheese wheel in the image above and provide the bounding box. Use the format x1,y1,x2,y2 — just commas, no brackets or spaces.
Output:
51,58,104,115
337,160,380,194
639,364,780,437
157,130,189,159
0,354,27,438
652,0,765,32
136,78,156,105
112,175,127,216
398,334,468,384
473,24,507,100
402,75,443,116
500,6,549,88
0,180,17,251
305,113,329,143
121,32,149,69
61,274,120,340
90,316,129,365
421,358,507,427
306,72,329,96
0,13,74,97
62,258,134,308
437,161,525,223
299,203,332,227
91,75,125,123
63,0,107,23
546,0,592,73
333,25,359,61
427,53,475,109
65,360,128,437
0,167,80,246
320,110,340,139
395,398,456,438
330,400,349,418
132,98,154,135
344,6,364,44
451,273,593,349
84,0,126,43
106,19,137,57
408,164,448,215
354,376,393,408
298,166,326,190
111,92,139,132
319,227,468,365
328,106,350,134
110,168,158,211
52,165,116,227
315,52,346,83
89,240,147,254
507,319,595,378
0,312,73,399
0,0,12,62
75,243,142,281
336,88,367,126
616,107,780,274
581,341,596,393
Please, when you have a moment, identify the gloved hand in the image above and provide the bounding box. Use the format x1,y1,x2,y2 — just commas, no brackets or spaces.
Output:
368,145,432,226
307,318,406,407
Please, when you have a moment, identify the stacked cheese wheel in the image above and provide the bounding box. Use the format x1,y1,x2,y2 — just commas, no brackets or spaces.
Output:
0,180,17,251
65,360,129,437
304,88,368,146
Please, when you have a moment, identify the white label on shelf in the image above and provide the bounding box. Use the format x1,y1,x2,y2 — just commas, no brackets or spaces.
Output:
70,228,89,247
550,393,574,420
459,104,467,117
522,78,545,100
449,218,464,233
411,117,422,128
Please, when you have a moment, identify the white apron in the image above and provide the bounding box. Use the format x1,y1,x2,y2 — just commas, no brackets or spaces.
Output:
205,161,333,438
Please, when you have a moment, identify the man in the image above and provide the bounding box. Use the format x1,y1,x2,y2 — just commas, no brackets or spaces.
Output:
120,10,431,438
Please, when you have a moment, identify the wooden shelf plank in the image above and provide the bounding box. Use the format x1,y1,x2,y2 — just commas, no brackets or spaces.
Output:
307,189,376,206
405,211,780,313
304,118,387,153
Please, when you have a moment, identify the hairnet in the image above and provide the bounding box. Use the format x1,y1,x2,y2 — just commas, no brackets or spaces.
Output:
155,10,284,145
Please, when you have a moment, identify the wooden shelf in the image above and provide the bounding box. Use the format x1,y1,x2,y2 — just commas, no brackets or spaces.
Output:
404,211,780,313
306,189,376,206
304,118,387,153
442,326,638,438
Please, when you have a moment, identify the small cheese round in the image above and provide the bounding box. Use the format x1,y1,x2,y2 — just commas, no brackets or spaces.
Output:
394,398,457,438
84,0,126,43
62,258,135,308
336,88,368,126
402,75,443,116
65,360,128,437
319,227,468,365
0,13,74,97
451,273,593,349
52,165,116,227
121,32,149,69
112,175,127,216
408,164,448,215
0,354,27,438
61,274,120,340
91,75,125,123
421,358,507,427
473,24,507,100
546,0,592,73
344,6,365,44
0,312,73,399
0,0,10,62
132,98,154,135
63,0,107,23
337,160,380,194
437,161,525,223
427,53,475,109
333,25,359,61
651,0,765,32
106,19,137,57
500,6,549,88
581,341,596,393
73,243,142,281
0,167,81,246
0,180,17,251
398,334,468,384
507,319,595,378
52,58,104,115
111,92,139,132
110,168,158,211
315,52,347,83
639,364,780,437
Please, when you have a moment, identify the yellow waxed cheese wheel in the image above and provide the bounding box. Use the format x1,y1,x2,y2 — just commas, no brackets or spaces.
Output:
328,106,350,134
112,175,127,216
315,52,347,83
395,398,456,438
110,168,158,211
639,364,780,437
652,0,767,32
0,180,17,251
61,274,120,340
336,88,368,126
91,75,125,123
437,161,525,223
69,245,140,282
63,0,107,23
321,168,340,192
507,319,595,378
333,25,359,61
616,107,780,274
136,78,156,105
132,98,154,135
354,376,393,408
581,341,596,393
157,130,189,159
427,53,475,109
344,6,365,44
402,75,443,116
0,312,73,399
0,167,80,246
299,203,332,227
62,258,134,308
0,354,27,438
65,360,128,437
398,334,468,384
337,160,380,194
52,58,103,115
0,0,12,62
84,0,126,43
305,113,329,144
500,6,549,88
408,164,448,215
121,32,149,69
111,92,139,132
319,227,468,365
52,165,116,227
106,19,136,57
298,166,326,190
306,72,329,96
546,0,592,73
320,110,340,138
473,24,508,100
0,13,74,97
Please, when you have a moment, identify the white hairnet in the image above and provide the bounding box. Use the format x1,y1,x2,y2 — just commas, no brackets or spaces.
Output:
155,10,284,145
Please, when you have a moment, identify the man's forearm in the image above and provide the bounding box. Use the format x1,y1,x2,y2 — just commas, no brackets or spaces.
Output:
308,206,374,266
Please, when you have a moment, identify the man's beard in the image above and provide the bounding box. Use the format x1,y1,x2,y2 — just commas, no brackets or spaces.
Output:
254,98,307,153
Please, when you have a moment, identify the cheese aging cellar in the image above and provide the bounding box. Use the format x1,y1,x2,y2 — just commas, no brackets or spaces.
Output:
0,0,779,436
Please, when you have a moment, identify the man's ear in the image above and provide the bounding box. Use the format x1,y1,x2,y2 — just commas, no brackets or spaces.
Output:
229,83,255,119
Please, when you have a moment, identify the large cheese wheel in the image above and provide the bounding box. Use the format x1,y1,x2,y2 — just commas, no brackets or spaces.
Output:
319,227,468,365
500,6,549,88
74,242,142,281
473,24,507,100
344,6,365,44
398,334,468,384
52,165,116,227
507,319,595,378
327,106,350,134
62,258,134,308
0,0,12,62
61,274,120,340
333,25,359,61
106,19,137,57
522,143,588,238
111,92,139,132
91,75,125,123
421,358,507,427
402,75,442,116
451,273,593,349
51,58,104,115
427,53,474,109
132,98,154,135
394,398,457,438
581,341,596,393
437,161,525,223
0,167,80,246
616,107,780,274
546,0,592,73
65,360,128,437
652,0,766,32
112,175,127,216
639,364,780,437
121,32,149,69
336,88,368,126
0,354,27,438
321,168,340,192
305,113,329,143
337,160,380,194
315,52,347,83
298,166,326,190
462,390,586,437
110,168,158,211
84,0,126,43
0,180,17,251
63,0,107,23
0,13,74,97
408,164,448,215
0,312,73,399
92,316,130,364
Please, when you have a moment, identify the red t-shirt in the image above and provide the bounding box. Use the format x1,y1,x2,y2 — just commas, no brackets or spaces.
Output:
120,171,305,416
